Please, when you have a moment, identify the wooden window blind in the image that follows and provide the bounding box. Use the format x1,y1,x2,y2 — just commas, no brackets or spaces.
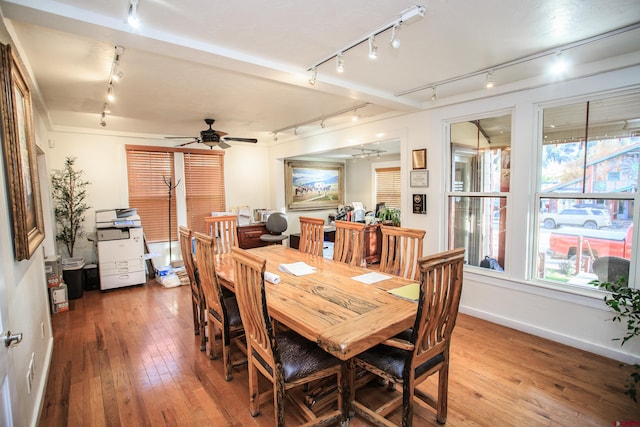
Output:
184,151,226,234
126,147,177,243
375,166,401,209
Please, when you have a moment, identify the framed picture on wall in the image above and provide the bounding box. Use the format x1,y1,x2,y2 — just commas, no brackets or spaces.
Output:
0,43,45,260
412,149,427,169
410,170,429,187
284,160,344,211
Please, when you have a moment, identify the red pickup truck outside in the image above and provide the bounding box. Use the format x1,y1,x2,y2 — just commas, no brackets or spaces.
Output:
548,225,633,260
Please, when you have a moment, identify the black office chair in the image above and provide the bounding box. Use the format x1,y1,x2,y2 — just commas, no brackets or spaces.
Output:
259,212,288,244
592,256,630,285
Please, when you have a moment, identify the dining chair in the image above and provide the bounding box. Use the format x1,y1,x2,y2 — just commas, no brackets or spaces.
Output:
298,216,325,256
379,225,426,280
352,247,465,426
333,220,366,267
193,232,246,381
178,226,206,351
231,247,343,426
259,211,289,244
204,215,238,254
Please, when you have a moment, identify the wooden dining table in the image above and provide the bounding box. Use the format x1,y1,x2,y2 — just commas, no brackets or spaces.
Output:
214,245,418,361
214,245,418,424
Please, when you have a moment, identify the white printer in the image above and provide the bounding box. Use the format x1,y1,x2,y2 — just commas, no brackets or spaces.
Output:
95,208,145,290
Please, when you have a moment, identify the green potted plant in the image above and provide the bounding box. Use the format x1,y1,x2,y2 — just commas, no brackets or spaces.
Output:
376,207,401,226
51,157,91,257
592,276,640,402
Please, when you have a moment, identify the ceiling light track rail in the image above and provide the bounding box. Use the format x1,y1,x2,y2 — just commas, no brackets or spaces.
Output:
271,102,370,137
395,20,640,98
307,5,425,75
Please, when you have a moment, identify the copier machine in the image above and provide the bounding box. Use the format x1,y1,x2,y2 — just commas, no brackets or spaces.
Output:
95,209,145,290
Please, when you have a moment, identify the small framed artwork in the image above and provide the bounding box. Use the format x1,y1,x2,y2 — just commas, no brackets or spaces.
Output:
410,170,429,188
412,148,427,170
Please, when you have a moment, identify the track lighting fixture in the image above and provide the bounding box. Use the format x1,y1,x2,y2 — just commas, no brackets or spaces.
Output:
127,0,140,28
99,112,107,127
103,103,110,114
485,71,494,88
389,24,401,49
306,5,425,76
431,86,437,101
394,21,640,99
551,51,568,75
107,84,115,102
336,53,344,73
351,110,360,122
368,36,378,59
271,102,369,136
309,67,317,85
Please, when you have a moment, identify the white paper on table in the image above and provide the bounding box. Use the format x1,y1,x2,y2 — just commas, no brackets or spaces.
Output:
264,271,281,284
278,262,316,276
351,271,392,284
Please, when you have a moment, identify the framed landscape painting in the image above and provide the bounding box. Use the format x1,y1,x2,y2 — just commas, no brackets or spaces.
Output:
285,160,344,211
1,43,45,260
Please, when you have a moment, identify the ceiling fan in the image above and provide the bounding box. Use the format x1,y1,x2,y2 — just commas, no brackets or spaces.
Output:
166,118,258,149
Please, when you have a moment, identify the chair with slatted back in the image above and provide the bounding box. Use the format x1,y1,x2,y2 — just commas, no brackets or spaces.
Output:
352,247,465,426
179,226,206,351
333,220,366,267
204,215,239,255
194,232,246,381
298,216,325,256
231,247,343,427
379,225,426,280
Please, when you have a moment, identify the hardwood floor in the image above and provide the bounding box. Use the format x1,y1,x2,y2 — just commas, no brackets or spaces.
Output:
39,278,639,426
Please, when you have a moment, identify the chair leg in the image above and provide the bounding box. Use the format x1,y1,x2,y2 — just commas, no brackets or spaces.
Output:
199,307,207,352
208,318,218,360
248,354,261,417
274,376,286,427
222,329,233,381
436,365,448,424
191,300,200,335
401,378,414,427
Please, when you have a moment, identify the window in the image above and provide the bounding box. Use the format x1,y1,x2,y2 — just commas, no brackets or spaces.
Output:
184,151,226,234
126,145,226,243
375,166,400,209
126,146,176,243
535,92,639,286
448,114,512,270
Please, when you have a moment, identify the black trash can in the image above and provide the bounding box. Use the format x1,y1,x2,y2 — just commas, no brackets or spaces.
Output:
63,258,85,299
83,264,100,291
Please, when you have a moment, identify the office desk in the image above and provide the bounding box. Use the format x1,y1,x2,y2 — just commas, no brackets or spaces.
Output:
214,245,417,361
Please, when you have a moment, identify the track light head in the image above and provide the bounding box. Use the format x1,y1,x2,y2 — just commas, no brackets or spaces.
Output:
309,67,317,85
431,86,437,101
389,24,401,49
368,36,378,59
336,53,344,73
127,0,140,28
485,71,494,88
107,84,115,102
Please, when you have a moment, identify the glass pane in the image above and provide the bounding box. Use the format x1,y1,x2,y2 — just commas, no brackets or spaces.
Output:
537,198,634,285
451,114,511,193
448,196,507,270
542,93,640,193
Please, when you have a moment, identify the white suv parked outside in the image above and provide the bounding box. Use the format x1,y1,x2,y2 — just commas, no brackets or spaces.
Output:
541,208,612,229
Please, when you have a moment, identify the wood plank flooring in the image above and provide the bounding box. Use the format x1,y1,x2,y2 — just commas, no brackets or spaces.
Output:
39,278,639,426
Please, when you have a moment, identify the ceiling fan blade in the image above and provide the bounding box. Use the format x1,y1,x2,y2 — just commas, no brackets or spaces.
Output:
224,137,258,143
165,136,198,139
214,130,229,137
177,140,198,147
218,141,231,149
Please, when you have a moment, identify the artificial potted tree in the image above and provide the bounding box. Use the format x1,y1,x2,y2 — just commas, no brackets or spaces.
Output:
593,276,640,402
51,157,91,299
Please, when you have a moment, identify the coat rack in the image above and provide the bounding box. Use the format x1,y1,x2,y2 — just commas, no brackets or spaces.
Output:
163,176,180,263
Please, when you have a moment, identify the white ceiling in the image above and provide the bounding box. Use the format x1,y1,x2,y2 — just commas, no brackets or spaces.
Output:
1,0,639,148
